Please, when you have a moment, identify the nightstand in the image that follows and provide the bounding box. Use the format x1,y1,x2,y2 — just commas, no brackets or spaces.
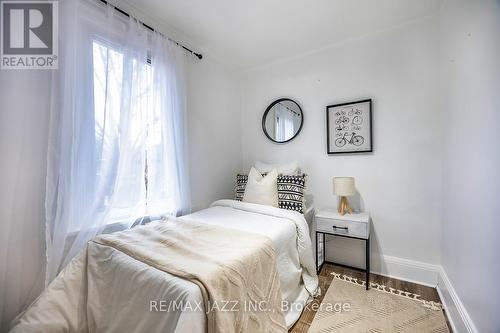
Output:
315,210,371,290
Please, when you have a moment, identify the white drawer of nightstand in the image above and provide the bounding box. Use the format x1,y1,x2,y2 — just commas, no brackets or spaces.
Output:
316,217,368,239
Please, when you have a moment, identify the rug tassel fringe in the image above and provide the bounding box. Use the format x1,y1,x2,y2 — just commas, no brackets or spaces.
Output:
330,272,443,311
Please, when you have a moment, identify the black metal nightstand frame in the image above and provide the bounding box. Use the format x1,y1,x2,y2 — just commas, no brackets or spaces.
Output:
316,231,370,290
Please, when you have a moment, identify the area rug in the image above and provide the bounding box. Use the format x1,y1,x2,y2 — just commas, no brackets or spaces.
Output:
308,272,449,332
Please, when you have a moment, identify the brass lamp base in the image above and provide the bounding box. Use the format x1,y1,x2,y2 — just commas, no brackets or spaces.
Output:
338,196,352,215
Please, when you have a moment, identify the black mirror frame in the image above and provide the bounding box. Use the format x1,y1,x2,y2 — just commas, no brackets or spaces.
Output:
262,98,304,144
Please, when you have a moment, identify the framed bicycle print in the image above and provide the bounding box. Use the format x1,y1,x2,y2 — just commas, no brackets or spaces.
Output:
327,99,372,154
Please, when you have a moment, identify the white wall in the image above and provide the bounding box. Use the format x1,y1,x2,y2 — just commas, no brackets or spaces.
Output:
240,16,443,271
186,55,242,211
439,0,500,332
0,71,51,331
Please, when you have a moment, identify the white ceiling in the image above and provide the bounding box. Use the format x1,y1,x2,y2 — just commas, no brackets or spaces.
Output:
126,0,443,69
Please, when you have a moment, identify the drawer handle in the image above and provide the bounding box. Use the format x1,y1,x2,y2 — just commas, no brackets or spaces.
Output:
332,225,348,230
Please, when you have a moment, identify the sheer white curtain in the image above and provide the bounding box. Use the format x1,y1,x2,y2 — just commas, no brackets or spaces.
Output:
45,0,190,283
275,103,295,141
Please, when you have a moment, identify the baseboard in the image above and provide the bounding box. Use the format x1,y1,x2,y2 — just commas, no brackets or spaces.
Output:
437,267,478,333
322,240,441,287
362,256,479,332
373,255,441,288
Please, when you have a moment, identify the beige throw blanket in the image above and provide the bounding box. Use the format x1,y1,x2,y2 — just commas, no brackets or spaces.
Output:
93,219,287,333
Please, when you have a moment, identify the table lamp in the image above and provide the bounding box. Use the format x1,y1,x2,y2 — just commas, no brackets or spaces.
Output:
333,177,355,215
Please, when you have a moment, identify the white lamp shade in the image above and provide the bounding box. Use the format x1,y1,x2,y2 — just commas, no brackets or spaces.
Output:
333,177,355,196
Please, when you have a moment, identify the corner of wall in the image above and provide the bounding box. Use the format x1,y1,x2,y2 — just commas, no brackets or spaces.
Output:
437,267,478,333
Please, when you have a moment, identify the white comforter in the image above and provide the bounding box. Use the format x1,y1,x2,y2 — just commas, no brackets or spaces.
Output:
11,200,319,333
190,200,319,326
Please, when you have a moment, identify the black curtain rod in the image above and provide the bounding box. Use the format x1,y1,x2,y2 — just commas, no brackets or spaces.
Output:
277,102,301,117
98,0,203,60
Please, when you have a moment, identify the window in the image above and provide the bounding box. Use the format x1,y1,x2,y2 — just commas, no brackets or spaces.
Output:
274,103,296,142
92,40,164,223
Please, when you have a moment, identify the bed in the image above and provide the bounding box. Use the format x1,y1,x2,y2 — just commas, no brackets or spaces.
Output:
11,199,319,333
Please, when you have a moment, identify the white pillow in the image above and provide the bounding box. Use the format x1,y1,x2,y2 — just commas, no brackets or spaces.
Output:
243,167,279,207
254,160,300,175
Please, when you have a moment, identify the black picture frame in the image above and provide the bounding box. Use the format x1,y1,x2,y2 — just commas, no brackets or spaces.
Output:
262,98,304,144
326,99,373,154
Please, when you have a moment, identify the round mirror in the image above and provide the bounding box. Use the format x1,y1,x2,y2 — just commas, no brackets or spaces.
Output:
262,98,303,143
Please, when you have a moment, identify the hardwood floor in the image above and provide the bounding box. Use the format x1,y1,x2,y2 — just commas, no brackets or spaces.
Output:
289,263,451,333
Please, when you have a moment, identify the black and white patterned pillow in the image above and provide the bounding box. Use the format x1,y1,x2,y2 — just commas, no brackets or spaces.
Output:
234,174,248,201
277,174,306,213
234,173,306,213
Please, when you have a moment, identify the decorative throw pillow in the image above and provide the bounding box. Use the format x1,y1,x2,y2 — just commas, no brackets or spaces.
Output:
242,167,279,207
234,174,248,201
234,172,306,213
277,174,306,213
